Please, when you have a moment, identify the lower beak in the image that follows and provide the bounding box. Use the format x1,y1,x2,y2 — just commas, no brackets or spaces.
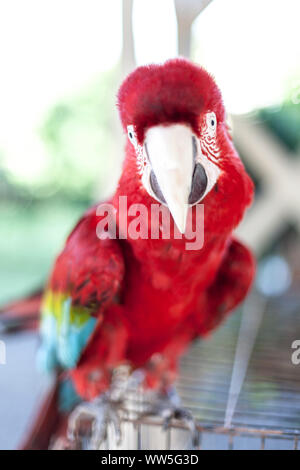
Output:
145,124,201,234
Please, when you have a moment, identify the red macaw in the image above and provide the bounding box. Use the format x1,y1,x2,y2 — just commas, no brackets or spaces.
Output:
36,58,255,445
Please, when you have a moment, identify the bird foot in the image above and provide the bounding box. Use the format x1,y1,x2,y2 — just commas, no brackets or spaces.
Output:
145,387,200,448
67,393,123,449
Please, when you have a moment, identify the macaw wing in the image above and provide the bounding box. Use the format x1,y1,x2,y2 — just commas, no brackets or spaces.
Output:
37,209,125,371
194,237,255,335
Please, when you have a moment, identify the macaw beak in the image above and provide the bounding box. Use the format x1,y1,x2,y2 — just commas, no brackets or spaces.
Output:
145,124,202,234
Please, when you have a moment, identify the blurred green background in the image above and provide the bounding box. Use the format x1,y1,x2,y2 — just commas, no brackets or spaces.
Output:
0,69,119,303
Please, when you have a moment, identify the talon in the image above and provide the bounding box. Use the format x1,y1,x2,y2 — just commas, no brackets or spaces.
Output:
67,395,123,449
172,407,200,448
145,386,200,449
67,403,93,443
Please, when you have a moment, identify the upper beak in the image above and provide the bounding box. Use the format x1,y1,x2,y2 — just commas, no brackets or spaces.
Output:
145,124,195,234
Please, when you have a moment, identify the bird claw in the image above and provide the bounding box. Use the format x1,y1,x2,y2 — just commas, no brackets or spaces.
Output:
67,394,123,449
145,387,200,449
162,407,200,448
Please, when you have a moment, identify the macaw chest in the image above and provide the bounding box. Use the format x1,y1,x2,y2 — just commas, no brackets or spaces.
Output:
124,246,213,327
122,234,226,335
131,239,215,292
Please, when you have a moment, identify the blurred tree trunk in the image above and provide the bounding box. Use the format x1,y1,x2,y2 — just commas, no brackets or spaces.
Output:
174,0,212,57
121,0,136,77
97,1,137,200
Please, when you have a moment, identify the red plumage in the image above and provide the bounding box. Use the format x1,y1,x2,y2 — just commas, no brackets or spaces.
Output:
118,59,224,143
42,59,255,399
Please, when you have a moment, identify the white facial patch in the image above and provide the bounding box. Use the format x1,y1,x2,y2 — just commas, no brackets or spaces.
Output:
200,111,220,164
191,131,221,204
196,149,221,201
127,125,147,175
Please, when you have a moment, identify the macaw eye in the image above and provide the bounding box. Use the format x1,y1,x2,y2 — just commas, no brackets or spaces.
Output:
127,125,137,146
206,112,217,136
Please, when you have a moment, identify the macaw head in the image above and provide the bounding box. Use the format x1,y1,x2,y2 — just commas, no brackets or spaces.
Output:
118,58,253,235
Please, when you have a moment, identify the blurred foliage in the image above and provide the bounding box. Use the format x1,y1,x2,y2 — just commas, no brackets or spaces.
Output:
259,85,300,153
39,67,119,201
0,67,121,303
0,68,120,205
0,200,86,304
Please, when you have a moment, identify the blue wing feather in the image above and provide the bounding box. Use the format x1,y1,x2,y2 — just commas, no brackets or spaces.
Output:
37,291,97,372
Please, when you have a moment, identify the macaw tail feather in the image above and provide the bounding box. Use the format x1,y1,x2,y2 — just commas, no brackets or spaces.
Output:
0,288,43,332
